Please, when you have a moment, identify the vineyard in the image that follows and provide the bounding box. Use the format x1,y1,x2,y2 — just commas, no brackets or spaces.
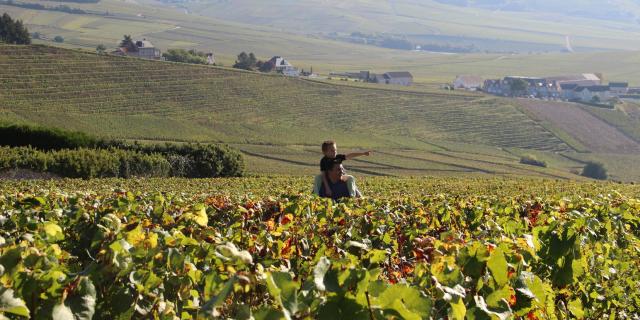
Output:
0,177,639,319
0,45,569,152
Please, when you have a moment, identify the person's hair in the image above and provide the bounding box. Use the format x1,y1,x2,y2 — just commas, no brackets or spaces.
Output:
321,140,336,152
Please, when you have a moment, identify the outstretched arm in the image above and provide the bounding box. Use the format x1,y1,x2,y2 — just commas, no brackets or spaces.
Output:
345,151,372,160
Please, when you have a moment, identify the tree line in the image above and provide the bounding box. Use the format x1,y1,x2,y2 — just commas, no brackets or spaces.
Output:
233,51,276,72
0,13,30,44
0,124,244,178
0,1,88,14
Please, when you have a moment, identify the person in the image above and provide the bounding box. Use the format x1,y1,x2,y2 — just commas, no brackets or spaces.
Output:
318,140,371,197
314,160,362,200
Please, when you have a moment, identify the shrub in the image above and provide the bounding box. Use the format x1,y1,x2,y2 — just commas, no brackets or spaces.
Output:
581,161,608,180
0,124,244,177
162,49,207,65
0,124,103,151
135,143,245,177
520,155,547,167
53,36,64,43
0,146,170,178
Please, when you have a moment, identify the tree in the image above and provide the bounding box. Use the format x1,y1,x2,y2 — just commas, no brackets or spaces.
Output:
54,36,65,43
258,60,274,72
120,35,137,52
509,78,528,96
32,32,41,39
581,161,607,180
162,49,207,65
96,44,106,54
0,13,31,44
233,51,258,70
591,95,601,103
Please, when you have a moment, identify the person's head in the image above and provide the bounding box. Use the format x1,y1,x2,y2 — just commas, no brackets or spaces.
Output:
327,161,344,182
321,140,337,158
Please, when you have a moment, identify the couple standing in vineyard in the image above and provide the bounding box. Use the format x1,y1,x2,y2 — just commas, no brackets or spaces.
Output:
313,140,371,200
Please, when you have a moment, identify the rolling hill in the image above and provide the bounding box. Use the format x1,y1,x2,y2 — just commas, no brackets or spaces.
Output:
2,44,640,181
0,45,567,150
5,0,640,88
156,0,640,52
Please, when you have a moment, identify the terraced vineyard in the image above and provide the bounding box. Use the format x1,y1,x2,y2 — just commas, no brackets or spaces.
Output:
0,45,569,152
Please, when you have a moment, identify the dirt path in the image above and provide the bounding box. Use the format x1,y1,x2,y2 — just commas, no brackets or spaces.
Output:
518,100,640,154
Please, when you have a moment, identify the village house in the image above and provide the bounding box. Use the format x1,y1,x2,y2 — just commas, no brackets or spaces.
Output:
546,74,601,87
482,74,603,99
329,70,413,86
377,72,413,86
574,85,611,102
113,39,162,60
560,83,579,100
609,82,629,96
482,79,505,95
453,75,483,90
266,56,300,76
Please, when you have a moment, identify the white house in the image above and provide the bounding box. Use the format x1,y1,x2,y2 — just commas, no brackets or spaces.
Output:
266,56,299,76
453,75,484,90
268,56,294,72
574,85,611,102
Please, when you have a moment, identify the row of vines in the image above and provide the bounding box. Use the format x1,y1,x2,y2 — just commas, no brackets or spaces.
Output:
0,177,638,319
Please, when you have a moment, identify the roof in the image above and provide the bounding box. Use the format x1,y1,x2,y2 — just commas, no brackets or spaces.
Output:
455,75,484,85
269,56,292,67
545,74,599,82
136,40,154,48
609,82,629,88
575,85,610,92
582,73,601,81
505,76,544,81
384,71,413,79
560,83,578,90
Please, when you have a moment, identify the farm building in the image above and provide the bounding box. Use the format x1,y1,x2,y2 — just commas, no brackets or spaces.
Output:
113,39,162,60
377,72,413,86
545,74,601,87
453,75,484,90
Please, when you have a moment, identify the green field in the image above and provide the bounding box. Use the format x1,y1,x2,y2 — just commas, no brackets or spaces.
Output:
0,177,639,319
2,44,640,180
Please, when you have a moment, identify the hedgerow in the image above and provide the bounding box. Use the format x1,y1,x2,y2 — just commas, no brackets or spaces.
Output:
0,124,244,178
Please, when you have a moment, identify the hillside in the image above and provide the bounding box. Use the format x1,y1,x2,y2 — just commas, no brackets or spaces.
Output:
2,44,640,181
435,0,640,22
5,0,640,86
0,45,567,150
156,0,640,52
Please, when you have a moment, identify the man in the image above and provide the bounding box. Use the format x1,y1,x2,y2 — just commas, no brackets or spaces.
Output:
313,160,362,200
